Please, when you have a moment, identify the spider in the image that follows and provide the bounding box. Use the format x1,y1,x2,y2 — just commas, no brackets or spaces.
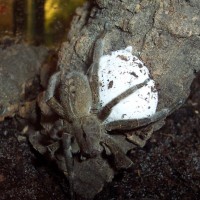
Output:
29,25,182,199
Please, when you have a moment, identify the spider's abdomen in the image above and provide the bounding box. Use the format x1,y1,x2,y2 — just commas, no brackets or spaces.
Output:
60,72,92,118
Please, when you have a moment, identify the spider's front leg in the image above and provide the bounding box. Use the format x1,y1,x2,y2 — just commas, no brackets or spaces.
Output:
101,135,133,169
105,100,183,147
45,71,75,123
88,23,109,113
45,71,66,118
45,71,76,199
62,133,75,200
98,78,150,121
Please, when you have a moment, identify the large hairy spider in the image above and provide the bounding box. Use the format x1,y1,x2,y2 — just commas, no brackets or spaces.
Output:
29,25,181,199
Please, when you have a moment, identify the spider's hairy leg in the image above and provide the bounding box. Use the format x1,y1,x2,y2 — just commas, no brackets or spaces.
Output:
88,24,110,113
62,133,75,200
45,71,73,122
46,71,61,101
126,126,154,148
45,71,65,117
46,141,60,159
105,100,183,131
98,78,150,121
29,130,47,154
101,135,133,169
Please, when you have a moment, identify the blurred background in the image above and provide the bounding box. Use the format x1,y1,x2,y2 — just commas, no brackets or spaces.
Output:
0,0,85,46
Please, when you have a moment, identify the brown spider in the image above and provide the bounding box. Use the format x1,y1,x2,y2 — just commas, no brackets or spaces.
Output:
29,25,182,199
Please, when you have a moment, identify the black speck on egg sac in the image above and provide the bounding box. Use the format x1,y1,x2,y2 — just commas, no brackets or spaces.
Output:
117,55,128,61
121,114,127,119
151,86,157,92
108,80,114,89
138,63,143,68
130,71,138,78
132,57,137,61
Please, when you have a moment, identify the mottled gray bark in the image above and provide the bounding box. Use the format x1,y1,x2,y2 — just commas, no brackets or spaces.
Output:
0,42,48,121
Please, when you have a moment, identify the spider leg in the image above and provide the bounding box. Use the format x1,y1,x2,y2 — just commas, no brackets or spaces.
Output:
45,71,65,116
62,133,75,200
45,71,73,122
47,97,66,118
45,71,61,101
98,78,150,121
88,24,109,113
105,100,183,131
46,141,60,159
101,135,133,169
126,126,154,147
29,130,47,154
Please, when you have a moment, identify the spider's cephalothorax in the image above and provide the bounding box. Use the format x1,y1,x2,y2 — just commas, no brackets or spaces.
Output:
29,25,182,199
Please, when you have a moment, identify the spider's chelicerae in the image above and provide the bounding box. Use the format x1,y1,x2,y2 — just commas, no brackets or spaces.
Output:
30,25,182,199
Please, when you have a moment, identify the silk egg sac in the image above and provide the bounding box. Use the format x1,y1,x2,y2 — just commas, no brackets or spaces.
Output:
98,46,158,123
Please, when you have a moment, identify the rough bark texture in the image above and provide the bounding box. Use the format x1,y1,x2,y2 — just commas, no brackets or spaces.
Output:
0,41,48,121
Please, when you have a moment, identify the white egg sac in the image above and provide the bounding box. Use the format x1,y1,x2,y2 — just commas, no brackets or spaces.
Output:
98,46,158,123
